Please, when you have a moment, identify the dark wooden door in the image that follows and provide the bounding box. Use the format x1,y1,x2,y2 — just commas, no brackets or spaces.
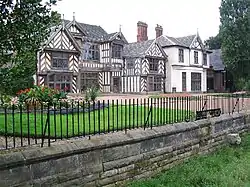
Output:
113,77,121,93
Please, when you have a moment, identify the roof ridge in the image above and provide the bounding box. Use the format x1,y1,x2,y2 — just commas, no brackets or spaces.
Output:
175,34,196,39
163,35,176,45
64,19,102,27
127,39,154,45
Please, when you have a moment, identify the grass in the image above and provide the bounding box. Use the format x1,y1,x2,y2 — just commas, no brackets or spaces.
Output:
129,133,250,187
0,105,193,138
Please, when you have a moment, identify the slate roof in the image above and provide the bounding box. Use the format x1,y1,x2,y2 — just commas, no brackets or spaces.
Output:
156,34,196,48
103,32,118,41
175,35,196,47
64,20,108,41
63,20,130,44
210,49,225,71
123,39,155,58
102,32,128,43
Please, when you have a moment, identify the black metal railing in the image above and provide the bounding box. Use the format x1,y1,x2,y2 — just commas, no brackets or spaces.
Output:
0,94,246,150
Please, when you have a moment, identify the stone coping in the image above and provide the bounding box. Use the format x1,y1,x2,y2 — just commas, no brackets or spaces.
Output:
0,112,247,171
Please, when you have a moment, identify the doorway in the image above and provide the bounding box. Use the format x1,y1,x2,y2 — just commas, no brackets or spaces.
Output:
113,77,121,93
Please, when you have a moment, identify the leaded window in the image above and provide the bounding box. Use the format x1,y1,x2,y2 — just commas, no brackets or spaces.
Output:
148,58,159,72
82,43,100,61
80,72,99,91
48,74,71,92
112,44,123,59
52,52,69,69
148,76,162,91
127,61,134,69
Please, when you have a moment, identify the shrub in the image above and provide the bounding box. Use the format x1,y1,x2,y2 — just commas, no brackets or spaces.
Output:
16,85,67,105
84,86,99,103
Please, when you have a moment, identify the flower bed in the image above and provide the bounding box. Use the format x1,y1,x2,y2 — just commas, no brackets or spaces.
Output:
48,103,109,115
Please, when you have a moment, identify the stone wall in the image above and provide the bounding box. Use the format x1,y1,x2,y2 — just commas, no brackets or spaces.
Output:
1,112,250,187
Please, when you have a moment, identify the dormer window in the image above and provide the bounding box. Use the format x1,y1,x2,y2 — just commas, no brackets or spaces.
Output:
112,44,123,59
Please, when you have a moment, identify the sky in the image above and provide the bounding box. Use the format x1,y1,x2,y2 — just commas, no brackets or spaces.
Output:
52,0,221,43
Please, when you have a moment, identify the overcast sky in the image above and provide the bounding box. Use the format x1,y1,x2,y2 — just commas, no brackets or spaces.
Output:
52,0,221,43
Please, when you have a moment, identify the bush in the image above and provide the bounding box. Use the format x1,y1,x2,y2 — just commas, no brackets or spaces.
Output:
236,78,250,91
84,86,99,103
16,85,67,105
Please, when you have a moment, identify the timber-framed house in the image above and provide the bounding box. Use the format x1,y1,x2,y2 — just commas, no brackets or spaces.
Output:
36,17,167,94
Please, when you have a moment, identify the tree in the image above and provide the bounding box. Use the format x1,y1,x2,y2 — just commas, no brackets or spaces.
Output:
219,0,250,90
0,0,61,96
204,34,222,50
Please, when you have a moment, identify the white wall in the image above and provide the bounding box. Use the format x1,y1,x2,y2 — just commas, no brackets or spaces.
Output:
163,46,208,93
170,67,207,92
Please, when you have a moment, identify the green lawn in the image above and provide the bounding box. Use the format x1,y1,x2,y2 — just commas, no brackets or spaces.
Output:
0,106,193,138
129,133,250,187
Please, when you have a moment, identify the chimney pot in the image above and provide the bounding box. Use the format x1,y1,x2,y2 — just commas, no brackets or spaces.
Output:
155,24,163,38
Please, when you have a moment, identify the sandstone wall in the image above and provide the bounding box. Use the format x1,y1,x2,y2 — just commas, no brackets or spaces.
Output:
0,112,250,187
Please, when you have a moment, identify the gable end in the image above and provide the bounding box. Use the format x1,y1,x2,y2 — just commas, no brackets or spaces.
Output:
190,35,205,50
145,42,167,58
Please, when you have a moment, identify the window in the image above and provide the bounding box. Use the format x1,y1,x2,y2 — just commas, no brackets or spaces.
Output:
52,52,69,69
148,76,162,91
80,72,99,91
203,53,207,65
112,44,123,59
148,58,159,72
48,74,71,92
76,39,82,47
182,72,186,91
172,87,176,93
179,49,184,62
191,72,201,91
127,61,134,69
82,43,100,61
194,51,198,64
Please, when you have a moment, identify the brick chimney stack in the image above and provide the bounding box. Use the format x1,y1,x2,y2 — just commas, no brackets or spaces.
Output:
137,21,148,42
155,24,163,38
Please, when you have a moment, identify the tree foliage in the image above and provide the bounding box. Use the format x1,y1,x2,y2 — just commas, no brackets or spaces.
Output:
0,0,61,96
204,34,222,50
219,0,250,90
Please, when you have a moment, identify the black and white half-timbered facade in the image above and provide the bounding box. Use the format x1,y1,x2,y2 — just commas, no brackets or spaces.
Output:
36,18,167,94
36,18,211,94
37,16,128,93
123,40,167,93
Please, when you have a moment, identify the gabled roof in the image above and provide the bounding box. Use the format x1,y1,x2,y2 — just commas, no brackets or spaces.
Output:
123,39,167,58
210,49,225,71
123,39,155,58
157,34,197,48
176,35,197,47
102,32,128,44
64,20,108,42
41,24,81,52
